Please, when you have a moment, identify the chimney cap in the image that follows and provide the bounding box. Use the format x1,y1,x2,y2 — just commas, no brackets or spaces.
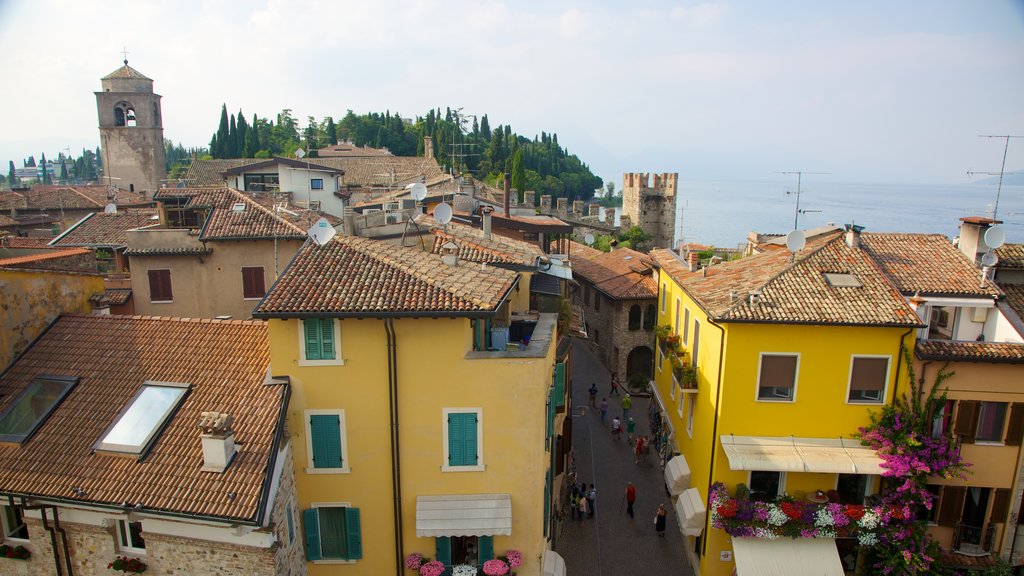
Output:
960,216,1003,225
198,411,233,434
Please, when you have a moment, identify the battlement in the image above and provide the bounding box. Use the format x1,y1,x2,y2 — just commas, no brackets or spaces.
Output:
622,172,677,198
621,171,680,249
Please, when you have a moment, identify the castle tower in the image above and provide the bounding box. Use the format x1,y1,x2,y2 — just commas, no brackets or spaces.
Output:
621,172,678,249
95,60,167,195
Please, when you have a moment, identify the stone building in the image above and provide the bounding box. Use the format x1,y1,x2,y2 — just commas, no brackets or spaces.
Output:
95,60,167,195
569,241,659,387
622,172,678,249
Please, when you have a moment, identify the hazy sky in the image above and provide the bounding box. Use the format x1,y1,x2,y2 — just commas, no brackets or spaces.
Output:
1,0,1022,187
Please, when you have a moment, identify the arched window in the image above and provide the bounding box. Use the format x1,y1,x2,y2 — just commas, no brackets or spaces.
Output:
126,108,137,127
643,304,656,330
114,107,126,127
114,102,136,127
628,305,642,331
152,102,160,126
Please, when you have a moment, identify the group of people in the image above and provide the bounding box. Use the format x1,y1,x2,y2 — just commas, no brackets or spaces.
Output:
568,478,597,525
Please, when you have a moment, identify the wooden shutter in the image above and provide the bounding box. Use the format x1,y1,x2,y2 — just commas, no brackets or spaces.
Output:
242,267,265,299
955,401,980,443
553,363,566,408
320,319,335,360
303,508,322,561
304,320,322,361
937,486,966,527
344,508,362,560
478,535,494,561
543,470,551,537
1005,404,1024,446
991,489,1012,523
435,536,451,565
148,269,171,302
547,394,555,440
464,413,478,465
310,414,342,468
448,413,477,466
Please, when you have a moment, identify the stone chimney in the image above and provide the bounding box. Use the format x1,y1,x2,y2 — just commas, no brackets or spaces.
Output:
91,294,111,316
481,205,493,239
573,200,584,215
441,241,460,266
199,411,236,473
525,191,535,207
688,252,700,272
844,223,864,249
957,216,1001,266
604,208,616,225
556,197,568,213
589,204,600,217
620,215,632,230
423,136,434,159
540,195,552,213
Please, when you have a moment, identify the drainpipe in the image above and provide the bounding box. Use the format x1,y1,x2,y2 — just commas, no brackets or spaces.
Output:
701,316,727,558
385,318,404,576
12,497,72,575
894,328,915,407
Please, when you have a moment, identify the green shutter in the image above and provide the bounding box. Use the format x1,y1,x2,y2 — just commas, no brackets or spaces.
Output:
310,415,342,468
436,536,451,564
303,508,321,561
479,535,494,561
344,507,362,560
543,471,551,537
320,318,335,360
553,363,566,408
448,413,477,466
304,319,321,361
546,392,555,440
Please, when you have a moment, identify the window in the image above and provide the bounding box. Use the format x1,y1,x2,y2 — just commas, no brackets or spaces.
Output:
931,400,955,438
670,372,676,401
443,408,483,471
303,505,362,562
96,382,190,454
435,535,494,567
286,500,295,545
242,266,266,299
244,173,280,192
310,178,324,190
661,284,667,313
658,347,663,373
0,376,78,444
304,410,349,473
674,298,681,334
678,386,685,418
628,305,642,331
848,356,889,403
117,520,146,554
757,354,798,401
644,304,656,330
683,308,690,345
917,485,942,523
691,319,700,370
300,318,341,366
928,306,954,340
686,396,695,438
749,471,784,502
147,269,172,302
977,401,1008,443
2,506,28,541
595,292,601,312
836,474,872,505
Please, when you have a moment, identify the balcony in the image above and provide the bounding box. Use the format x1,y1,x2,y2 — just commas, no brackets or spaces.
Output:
953,522,996,557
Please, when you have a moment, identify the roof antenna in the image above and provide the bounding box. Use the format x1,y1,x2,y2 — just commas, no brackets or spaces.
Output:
777,171,828,230
968,135,1021,220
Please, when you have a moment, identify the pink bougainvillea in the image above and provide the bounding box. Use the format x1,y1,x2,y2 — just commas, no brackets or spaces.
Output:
482,559,510,576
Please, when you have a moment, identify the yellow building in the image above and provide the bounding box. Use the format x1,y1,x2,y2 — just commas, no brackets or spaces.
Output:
650,228,920,576
253,233,568,576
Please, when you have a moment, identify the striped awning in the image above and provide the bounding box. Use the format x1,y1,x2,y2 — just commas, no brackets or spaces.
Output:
732,537,844,576
415,494,512,537
664,455,691,496
673,487,706,537
721,436,884,475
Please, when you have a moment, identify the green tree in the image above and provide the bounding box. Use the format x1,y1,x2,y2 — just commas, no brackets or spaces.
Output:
59,161,68,184
511,148,526,203
325,117,337,145
605,181,615,197
215,104,229,158
7,161,16,187
40,153,51,184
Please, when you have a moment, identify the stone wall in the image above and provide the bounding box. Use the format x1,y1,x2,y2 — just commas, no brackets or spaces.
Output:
573,279,657,389
621,172,678,250
270,444,307,576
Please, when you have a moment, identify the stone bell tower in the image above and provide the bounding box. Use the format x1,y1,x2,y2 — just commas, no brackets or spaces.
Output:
95,59,167,195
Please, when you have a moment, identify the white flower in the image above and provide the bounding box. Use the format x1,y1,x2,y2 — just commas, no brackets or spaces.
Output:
452,565,477,576
814,508,834,527
858,510,879,530
767,505,788,527
858,532,878,547
752,527,778,540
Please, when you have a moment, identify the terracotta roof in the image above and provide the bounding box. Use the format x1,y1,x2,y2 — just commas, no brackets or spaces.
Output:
0,315,283,523
153,188,306,241
254,235,519,317
997,244,1024,269
430,222,542,266
1000,284,1024,323
0,191,26,211
31,185,150,208
50,209,159,247
916,340,1024,364
859,233,1001,297
185,156,444,189
0,237,52,248
563,240,603,262
246,193,343,229
103,288,132,305
0,214,13,226
314,143,394,157
102,63,151,80
222,157,343,176
652,234,920,326
572,248,658,300
0,247,91,267
123,246,214,256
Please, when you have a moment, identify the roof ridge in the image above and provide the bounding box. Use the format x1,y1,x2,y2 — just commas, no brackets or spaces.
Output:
62,312,267,326
226,188,306,236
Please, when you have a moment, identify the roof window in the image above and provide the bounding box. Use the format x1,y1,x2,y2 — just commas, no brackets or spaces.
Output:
232,202,246,212
95,381,190,455
0,376,79,444
823,272,863,288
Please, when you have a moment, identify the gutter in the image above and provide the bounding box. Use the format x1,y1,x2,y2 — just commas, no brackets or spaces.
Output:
385,319,404,576
254,378,291,526
701,315,727,558
894,329,915,406
11,496,72,575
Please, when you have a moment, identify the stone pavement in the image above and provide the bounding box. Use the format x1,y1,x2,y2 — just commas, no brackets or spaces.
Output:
555,338,693,575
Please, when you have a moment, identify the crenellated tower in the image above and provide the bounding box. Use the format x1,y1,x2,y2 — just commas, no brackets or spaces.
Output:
621,172,678,249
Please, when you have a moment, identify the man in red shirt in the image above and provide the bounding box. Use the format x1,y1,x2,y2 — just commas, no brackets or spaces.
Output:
625,481,637,518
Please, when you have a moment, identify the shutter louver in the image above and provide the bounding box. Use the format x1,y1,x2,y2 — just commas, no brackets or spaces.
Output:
1006,404,1024,446
937,486,966,527
344,507,362,560
955,401,980,444
310,415,342,468
553,363,566,408
479,535,494,561
304,320,321,361
435,536,451,565
320,318,335,359
303,508,322,561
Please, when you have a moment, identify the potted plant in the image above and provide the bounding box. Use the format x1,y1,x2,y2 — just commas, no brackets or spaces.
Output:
0,544,30,560
108,556,147,573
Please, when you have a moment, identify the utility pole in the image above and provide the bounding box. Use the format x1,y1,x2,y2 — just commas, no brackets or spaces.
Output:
969,135,1021,220
777,171,828,230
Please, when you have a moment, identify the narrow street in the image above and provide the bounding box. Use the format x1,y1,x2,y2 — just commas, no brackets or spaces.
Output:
556,338,693,575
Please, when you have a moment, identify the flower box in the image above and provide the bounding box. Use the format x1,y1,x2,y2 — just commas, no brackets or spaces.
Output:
108,556,147,573
0,544,30,560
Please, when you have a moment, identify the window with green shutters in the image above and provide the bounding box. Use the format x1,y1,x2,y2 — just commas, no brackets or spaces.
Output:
553,363,566,409
447,412,479,467
302,318,338,363
303,506,361,561
310,414,342,468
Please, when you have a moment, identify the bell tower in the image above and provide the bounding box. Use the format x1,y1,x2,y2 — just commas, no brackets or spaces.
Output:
95,59,167,195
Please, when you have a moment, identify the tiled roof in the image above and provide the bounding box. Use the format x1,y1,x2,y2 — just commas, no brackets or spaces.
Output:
652,234,920,326
124,247,214,256
0,315,282,523
1000,284,1024,323
571,248,658,300
254,235,519,317
997,244,1024,269
0,236,52,248
859,233,1000,297
184,156,444,189
916,340,1024,364
2,186,151,211
153,188,306,241
50,209,159,247
0,214,13,226
246,193,343,229
563,240,603,262
102,63,152,80
0,191,26,211
0,247,91,268
104,288,132,305
430,221,542,266
314,143,394,157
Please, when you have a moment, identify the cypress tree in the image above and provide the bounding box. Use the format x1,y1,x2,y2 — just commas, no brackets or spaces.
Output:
216,104,229,158
59,161,68,184
326,117,337,145
228,114,237,157
41,153,51,184
251,114,262,155
511,148,525,204
7,160,16,187
480,114,490,140
235,110,248,158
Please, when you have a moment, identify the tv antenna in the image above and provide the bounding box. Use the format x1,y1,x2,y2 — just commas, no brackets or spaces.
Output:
967,135,1021,220
778,171,829,230
307,217,337,247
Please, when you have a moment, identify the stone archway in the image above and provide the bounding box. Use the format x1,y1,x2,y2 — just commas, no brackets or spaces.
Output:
626,345,654,385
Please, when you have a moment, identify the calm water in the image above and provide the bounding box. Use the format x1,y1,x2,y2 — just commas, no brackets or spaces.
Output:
634,180,1024,250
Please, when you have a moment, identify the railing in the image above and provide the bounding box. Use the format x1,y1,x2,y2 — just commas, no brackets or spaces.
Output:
953,522,995,556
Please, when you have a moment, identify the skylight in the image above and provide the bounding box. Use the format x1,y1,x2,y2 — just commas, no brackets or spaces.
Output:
823,272,863,288
95,382,190,455
0,376,78,444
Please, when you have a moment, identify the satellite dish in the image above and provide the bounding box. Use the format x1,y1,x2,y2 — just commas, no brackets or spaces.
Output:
294,148,306,159
984,226,1006,250
785,230,806,252
981,251,999,267
307,218,336,247
433,203,453,225
584,234,595,245
103,203,117,214
407,182,427,201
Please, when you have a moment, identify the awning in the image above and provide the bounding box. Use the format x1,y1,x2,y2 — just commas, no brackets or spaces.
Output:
542,550,566,576
673,487,706,537
721,435,884,474
664,455,691,496
732,537,844,576
415,494,512,537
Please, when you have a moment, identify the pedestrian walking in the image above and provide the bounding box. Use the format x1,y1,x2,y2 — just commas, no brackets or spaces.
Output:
588,382,598,407
626,417,636,443
570,489,579,521
610,374,621,397
655,504,667,536
634,435,647,464
621,393,632,420
625,481,637,518
587,485,597,518
611,417,622,441
578,485,588,525
599,397,608,421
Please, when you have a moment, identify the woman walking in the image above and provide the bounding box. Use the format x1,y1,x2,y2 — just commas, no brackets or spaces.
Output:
655,503,667,536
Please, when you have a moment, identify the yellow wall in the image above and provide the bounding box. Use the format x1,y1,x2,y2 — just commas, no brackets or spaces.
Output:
268,315,554,576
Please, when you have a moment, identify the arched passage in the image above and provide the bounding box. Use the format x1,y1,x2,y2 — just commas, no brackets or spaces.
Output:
626,345,654,385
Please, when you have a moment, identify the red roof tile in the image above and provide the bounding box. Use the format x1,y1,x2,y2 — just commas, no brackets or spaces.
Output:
916,340,1024,364
430,222,542,266
860,233,1000,297
0,247,91,267
572,248,658,300
996,244,1024,269
154,188,306,240
50,209,159,247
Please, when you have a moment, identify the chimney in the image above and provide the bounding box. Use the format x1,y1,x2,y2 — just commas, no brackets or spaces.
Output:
589,204,600,217
503,173,511,216
573,200,584,215
524,191,535,207
481,205,493,238
844,223,864,249
198,411,236,473
749,291,761,306
343,206,356,236
556,197,568,213
620,215,632,230
91,295,111,316
441,241,460,266
604,208,616,225
957,216,1001,266
688,252,700,272
423,136,434,159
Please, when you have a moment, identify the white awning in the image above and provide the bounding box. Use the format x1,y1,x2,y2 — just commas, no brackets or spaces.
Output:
415,494,512,537
664,455,691,496
542,550,566,576
732,537,844,576
673,487,706,537
721,435,884,474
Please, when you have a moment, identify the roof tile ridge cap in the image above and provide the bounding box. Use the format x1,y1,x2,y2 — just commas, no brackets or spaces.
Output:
69,186,103,207
227,187,305,235
720,238,838,318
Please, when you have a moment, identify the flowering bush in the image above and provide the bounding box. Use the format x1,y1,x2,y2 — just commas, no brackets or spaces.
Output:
483,558,510,576
0,544,30,560
404,553,426,570
419,560,445,576
503,549,523,569
108,556,148,573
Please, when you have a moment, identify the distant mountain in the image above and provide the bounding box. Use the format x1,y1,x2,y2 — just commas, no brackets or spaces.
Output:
971,170,1024,186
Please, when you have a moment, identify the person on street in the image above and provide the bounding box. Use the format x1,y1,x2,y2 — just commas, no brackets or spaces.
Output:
578,484,588,525
634,435,647,464
611,417,622,441
589,382,598,407
599,397,608,421
610,373,621,397
621,393,632,420
587,485,597,518
655,504,667,536
626,417,636,443
625,481,637,518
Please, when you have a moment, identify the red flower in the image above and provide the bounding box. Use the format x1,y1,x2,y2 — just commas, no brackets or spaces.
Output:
781,501,804,520
717,500,738,518
845,505,865,521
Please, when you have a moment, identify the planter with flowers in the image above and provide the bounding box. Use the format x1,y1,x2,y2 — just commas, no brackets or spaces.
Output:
404,549,523,576
656,325,681,352
0,544,30,560
108,556,147,574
